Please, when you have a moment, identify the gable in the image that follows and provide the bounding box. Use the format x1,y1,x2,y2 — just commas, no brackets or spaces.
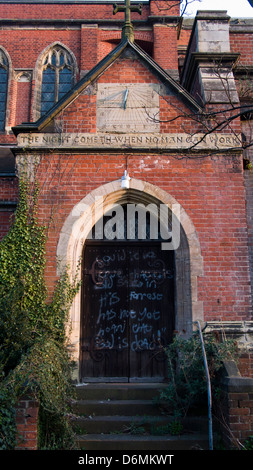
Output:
12,39,202,138
55,48,165,135
14,39,230,153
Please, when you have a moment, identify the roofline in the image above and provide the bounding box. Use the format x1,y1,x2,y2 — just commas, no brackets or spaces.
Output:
130,41,203,113
12,40,129,136
12,38,203,136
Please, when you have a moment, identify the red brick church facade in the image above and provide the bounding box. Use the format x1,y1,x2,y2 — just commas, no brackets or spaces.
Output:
0,0,253,446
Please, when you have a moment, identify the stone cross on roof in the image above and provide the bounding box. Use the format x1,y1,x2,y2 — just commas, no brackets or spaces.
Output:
113,0,142,42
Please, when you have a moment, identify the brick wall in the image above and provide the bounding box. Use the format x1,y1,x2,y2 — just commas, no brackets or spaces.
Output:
239,352,253,379
81,25,99,72
0,210,13,239
0,3,252,139
15,397,39,450
29,147,251,323
0,3,150,21
153,24,178,72
0,0,182,137
220,387,253,448
149,0,179,16
0,3,251,329
0,177,18,241
0,4,252,449
29,45,249,323
15,79,32,124
0,176,17,199
217,361,253,449
230,32,253,67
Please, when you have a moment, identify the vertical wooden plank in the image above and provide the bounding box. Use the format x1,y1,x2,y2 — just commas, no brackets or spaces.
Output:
128,243,174,380
81,243,129,380
81,241,175,382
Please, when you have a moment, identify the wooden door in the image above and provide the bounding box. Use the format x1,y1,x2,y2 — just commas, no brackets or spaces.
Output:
80,241,174,382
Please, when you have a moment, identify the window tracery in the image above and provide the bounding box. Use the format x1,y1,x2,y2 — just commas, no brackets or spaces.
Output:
40,45,75,116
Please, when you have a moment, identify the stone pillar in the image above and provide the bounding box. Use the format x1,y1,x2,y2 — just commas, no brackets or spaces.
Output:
181,11,240,105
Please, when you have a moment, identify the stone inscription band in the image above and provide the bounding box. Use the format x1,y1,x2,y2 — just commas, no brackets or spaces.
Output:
18,133,242,150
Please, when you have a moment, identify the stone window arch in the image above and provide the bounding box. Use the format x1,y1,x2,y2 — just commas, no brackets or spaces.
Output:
0,48,9,131
34,43,77,119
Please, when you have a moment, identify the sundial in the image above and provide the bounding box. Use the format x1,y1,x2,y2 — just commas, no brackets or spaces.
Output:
96,0,160,133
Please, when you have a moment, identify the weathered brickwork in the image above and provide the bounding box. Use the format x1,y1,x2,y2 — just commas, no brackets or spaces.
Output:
0,2,150,20
239,353,253,378
31,149,250,324
0,1,253,450
219,387,253,448
217,361,253,449
230,32,253,67
15,397,39,450
0,7,252,314
0,210,14,239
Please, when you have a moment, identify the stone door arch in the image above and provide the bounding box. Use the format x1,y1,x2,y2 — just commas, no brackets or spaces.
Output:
57,179,203,382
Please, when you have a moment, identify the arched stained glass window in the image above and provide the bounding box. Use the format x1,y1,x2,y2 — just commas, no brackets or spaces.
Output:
41,46,75,116
0,49,8,131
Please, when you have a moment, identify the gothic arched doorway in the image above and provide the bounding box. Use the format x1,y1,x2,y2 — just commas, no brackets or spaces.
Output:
80,204,175,382
56,179,203,383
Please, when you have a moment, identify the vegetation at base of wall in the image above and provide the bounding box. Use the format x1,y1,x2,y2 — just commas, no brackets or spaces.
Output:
159,331,238,419
0,173,241,449
243,436,253,450
0,176,80,449
38,405,76,450
0,380,17,449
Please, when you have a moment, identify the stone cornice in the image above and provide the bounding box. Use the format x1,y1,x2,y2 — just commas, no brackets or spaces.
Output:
181,52,240,94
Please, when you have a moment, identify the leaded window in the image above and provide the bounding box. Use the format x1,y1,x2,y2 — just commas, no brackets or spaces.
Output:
41,46,75,116
0,50,8,131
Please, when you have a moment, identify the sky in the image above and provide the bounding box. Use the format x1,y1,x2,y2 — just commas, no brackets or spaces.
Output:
183,0,253,17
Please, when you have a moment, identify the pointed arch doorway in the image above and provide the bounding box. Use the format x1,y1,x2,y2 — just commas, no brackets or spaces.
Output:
80,204,175,383
56,179,203,383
